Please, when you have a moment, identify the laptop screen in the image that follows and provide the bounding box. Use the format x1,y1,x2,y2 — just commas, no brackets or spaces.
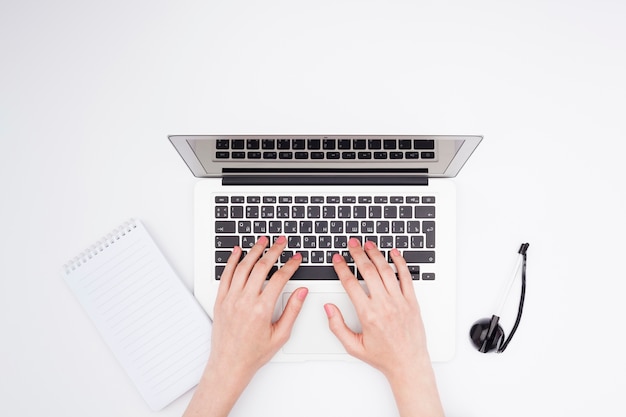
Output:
169,135,481,180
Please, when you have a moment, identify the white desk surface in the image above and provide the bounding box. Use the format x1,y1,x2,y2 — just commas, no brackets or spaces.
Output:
2,1,625,416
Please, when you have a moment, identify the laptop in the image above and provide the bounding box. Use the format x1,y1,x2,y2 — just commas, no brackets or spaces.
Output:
169,135,481,362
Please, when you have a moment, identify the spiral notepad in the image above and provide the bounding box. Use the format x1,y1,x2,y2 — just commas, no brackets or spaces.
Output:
62,219,211,411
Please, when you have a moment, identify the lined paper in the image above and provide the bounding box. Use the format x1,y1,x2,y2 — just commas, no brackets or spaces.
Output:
62,220,211,410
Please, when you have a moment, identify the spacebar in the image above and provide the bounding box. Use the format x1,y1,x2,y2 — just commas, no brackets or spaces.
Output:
289,266,340,280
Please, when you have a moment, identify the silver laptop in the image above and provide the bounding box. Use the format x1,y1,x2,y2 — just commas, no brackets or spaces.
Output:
169,135,481,362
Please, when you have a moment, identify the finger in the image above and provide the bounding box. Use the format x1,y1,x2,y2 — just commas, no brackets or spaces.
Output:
215,246,242,303
262,252,303,302
324,303,364,358
248,235,288,293
332,253,369,308
230,236,270,290
390,248,418,304
272,287,309,346
363,240,401,296
347,238,386,295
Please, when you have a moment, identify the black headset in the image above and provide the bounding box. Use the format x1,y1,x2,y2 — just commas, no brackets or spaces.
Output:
470,243,529,353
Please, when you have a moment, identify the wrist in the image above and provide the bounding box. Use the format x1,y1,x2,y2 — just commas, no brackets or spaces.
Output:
183,356,255,417
384,355,445,417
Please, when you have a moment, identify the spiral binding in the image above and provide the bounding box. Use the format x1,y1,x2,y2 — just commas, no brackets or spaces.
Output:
63,219,138,274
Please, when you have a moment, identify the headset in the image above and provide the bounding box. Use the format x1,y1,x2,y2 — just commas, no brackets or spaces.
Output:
470,243,529,353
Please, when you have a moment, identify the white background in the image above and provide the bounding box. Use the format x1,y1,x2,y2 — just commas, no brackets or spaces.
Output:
1,1,625,416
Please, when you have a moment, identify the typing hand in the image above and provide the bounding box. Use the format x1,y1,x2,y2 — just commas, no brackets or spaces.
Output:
327,238,445,417
326,238,428,375
209,235,307,379
184,236,307,417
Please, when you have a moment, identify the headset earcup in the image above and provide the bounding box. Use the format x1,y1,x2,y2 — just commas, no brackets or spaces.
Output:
470,317,505,353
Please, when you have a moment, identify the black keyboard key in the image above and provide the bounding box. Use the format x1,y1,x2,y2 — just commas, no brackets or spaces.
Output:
414,139,435,149
300,221,312,233
288,236,301,248
353,139,366,149
374,152,388,159
368,139,381,149
246,139,260,149
411,235,424,248
216,151,229,159
216,236,239,248
421,151,435,159
230,206,244,218
232,151,245,159
353,206,367,218
399,139,412,149
342,151,356,159
241,235,255,248
327,152,340,159
311,251,324,263
237,221,251,233
311,152,325,159
295,152,309,159
253,221,267,233
368,206,382,218
215,251,231,263
315,221,328,233
215,206,228,218
402,251,435,263
422,273,436,280
383,139,396,149
277,139,291,149
248,151,261,159
384,206,397,218
293,139,306,150
216,139,230,149
424,221,436,248
358,152,372,159
262,139,275,149
288,266,340,280
215,196,229,203
231,139,245,149
407,221,420,233
390,152,403,159
415,206,436,218
279,151,293,159
408,265,420,280
307,139,321,149
338,139,351,149
263,151,277,159
215,221,236,233
399,206,412,218
323,139,336,150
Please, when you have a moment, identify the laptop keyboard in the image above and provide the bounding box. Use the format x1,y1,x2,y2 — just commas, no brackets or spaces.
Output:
214,138,436,161
213,193,437,281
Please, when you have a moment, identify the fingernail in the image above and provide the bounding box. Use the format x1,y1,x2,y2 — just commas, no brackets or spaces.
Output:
348,237,360,248
391,248,401,257
332,253,343,263
257,236,268,245
292,253,302,260
324,304,335,318
297,288,308,301
365,240,376,250
276,235,286,244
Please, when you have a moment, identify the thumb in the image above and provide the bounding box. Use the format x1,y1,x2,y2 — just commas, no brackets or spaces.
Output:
273,287,308,344
324,303,363,357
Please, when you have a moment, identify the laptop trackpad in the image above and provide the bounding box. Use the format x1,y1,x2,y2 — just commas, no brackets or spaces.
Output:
281,292,361,355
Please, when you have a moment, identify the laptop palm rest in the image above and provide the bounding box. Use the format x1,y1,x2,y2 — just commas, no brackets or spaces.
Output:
280,292,362,355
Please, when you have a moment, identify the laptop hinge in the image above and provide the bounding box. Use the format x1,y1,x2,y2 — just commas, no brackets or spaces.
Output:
222,175,429,186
